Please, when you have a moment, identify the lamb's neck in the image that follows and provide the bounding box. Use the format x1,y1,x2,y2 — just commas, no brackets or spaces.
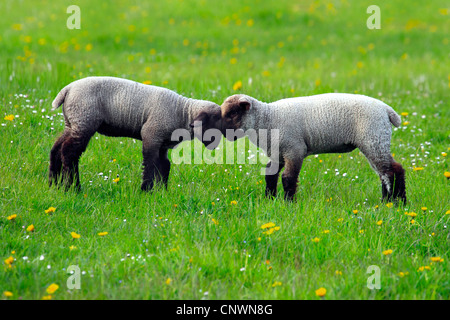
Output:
253,100,274,131
180,97,208,131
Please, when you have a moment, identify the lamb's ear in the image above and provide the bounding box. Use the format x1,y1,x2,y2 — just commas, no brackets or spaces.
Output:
190,112,207,128
238,97,251,111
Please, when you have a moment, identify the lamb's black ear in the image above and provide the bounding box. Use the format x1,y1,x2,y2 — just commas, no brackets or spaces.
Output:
190,112,208,128
238,97,251,111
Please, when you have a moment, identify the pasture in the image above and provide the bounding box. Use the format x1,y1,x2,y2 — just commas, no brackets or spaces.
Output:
0,0,449,299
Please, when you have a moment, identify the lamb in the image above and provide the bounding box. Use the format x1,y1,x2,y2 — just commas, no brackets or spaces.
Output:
49,76,222,191
220,93,406,203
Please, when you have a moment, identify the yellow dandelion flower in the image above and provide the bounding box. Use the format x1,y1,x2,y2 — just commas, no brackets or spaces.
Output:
335,270,342,276
261,222,276,229
212,218,219,225
376,220,383,226
85,43,93,51
413,167,424,171
3,291,13,297
421,207,427,211
398,272,409,277
113,177,120,183
337,218,343,222
98,232,108,236
230,57,237,65
7,214,17,221
322,230,330,234
352,210,358,214
69,245,76,251
382,249,393,256
26,224,35,232
410,219,415,224
12,24,23,31
263,228,276,235
272,281,282,287
359,229,365,234
4,256,14,266
142,80,152,85
430,257,444,263
445,210,450,215
46,283,59,294
386,202,394,208
444,172,450,179
71,232,81,239
232,80,242,91
165,278,172,285
417,266,431,272
442,152,447,157
4,114,15,121
45,207,56,214
42,295,52,300
315,287,326,297
230,200,238,205
312,237,321,243
400,112,409,117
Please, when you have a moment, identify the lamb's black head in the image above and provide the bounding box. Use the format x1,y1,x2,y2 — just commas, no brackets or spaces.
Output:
221,94,251,141
190,104,223,150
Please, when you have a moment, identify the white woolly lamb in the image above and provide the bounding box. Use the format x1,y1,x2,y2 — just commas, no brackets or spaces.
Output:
220,93,406,203
49,76,222,191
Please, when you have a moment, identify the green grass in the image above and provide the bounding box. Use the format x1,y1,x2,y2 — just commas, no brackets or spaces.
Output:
1,0,449,299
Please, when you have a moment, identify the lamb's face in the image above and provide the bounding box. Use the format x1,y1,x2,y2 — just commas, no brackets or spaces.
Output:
190,104,223,150
221,94,251,141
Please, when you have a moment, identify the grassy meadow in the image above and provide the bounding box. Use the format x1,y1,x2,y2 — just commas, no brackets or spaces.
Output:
0,0,449,299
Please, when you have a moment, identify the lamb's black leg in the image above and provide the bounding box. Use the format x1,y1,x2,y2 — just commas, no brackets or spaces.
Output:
61,133,91,192
159,148,171,189
381,160,406,204
281,158,302,201
141,149,161,192
265,161,284,198
365,153,406,204
389,161,406,204
49,130,69,187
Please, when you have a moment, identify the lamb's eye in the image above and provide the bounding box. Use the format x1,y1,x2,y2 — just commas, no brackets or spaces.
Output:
229,110,237,118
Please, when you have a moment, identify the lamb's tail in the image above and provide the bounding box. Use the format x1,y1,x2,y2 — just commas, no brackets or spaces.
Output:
51,85,71,110
386,106,401,127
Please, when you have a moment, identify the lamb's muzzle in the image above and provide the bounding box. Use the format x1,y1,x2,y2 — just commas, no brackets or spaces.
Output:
49,76,223,191
220,93,406,203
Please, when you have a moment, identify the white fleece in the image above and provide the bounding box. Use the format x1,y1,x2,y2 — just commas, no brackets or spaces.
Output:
232,93,401,175
52,76,219,145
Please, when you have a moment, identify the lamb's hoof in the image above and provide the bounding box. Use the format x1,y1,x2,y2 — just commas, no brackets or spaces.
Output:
265,189,277,198
284,194,295,202
141,182,154,192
